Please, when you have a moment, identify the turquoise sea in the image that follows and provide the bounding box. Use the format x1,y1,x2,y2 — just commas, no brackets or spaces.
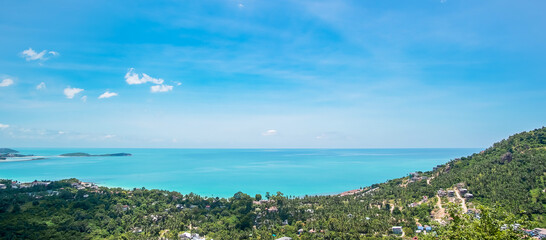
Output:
0,148,479,197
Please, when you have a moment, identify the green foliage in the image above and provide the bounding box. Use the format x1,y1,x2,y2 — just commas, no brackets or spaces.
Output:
0,127,545,239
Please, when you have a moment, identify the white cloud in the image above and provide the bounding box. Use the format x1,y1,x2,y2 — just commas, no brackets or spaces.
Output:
125,68,164,85
141,73,164,84
173,81,182,86
104,134,116,139
21,48,58,61
0,123,9,129
0,78,14,87
151,84,173,93
238,3,244,8
36,82,46,90
81,96,88,102
262,129,278,136
63,87,84,99
98,91,118,99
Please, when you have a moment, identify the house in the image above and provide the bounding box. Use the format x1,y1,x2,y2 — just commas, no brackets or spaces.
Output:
179,232,205,240
425,225,432,231
0,184,6,189
422,196,429,201
176,204,184,209
282,219,289,225
205,205,211,210
275,237,292,240
122,205,129,211
297,229,304,234
464,193,474,199
417,225,424,231
31,181,51,187
392,226,403,234
268,206,278,213
459,188,468,194
437,189,447,197
447,190,455,197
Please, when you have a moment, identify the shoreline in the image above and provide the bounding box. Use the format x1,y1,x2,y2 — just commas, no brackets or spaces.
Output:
1,176,362,199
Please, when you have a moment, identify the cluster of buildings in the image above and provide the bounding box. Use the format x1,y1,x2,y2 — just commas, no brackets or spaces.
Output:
179,232,205,240
408,196,429,208
0,180,51,189
437,185,473,199
505,224,546,239
415,224,433,234
71,181,98,190
408,172,428,183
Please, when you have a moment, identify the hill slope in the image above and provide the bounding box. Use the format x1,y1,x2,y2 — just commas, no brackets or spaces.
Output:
0,127,544,239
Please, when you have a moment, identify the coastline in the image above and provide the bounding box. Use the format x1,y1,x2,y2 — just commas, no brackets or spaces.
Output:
0,148,479,198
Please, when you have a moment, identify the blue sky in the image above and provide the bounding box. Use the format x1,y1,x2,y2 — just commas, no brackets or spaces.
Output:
0,0,545,148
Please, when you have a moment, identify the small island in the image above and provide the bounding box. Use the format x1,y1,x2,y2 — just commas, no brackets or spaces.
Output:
0,148,35,160
0,149,132,161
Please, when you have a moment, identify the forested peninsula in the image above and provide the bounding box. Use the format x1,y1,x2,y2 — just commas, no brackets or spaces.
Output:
1,127,545,239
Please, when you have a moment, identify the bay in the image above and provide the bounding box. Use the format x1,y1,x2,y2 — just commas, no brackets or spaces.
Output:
0,148,479,197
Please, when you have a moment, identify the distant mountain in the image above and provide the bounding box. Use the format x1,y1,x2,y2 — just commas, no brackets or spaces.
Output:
0,148,18,154
60,152,132,157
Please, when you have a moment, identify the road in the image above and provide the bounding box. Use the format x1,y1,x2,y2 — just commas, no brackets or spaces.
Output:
454,189,468,213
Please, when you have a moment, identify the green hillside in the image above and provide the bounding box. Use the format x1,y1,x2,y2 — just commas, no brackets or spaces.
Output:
0,128,544,239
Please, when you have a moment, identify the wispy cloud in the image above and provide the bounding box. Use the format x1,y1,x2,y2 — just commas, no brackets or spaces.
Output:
125,68,164,85
36,82,46,90
63,87,84,99
150,84,173,93
126,68,175,93
98,91,118,99
0,78,14,87
21,48,59,61
0,123,9,129
81,96,88,102
262,129,278,136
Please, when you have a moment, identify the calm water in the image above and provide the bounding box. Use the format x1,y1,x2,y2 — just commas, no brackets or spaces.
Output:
0,148,479,197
